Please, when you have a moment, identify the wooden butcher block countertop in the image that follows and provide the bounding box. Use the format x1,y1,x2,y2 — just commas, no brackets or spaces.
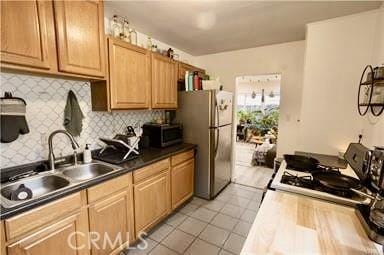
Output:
241,190,382,255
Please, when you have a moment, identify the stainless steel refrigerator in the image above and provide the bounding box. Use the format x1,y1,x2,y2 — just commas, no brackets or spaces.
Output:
175,90,233,199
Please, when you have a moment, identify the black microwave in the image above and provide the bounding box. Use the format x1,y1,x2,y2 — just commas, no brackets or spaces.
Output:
142,123,183,148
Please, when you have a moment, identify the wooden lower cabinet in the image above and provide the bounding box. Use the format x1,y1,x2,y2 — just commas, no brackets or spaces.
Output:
171,158,195,209
88,189,134,255
7,209,89,255
134,170,171,236
1,221,6,255
2,153,195,255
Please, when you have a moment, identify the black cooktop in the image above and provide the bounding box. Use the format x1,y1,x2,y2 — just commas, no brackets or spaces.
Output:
281,171,354,198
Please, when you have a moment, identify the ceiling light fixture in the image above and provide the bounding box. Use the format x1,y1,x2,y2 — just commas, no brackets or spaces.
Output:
196,11,216,30
261,89,265,103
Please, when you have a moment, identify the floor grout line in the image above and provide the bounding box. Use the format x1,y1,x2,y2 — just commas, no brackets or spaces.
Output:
131,183,262,255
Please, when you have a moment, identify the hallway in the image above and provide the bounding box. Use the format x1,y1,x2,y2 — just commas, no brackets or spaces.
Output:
232,142,274,189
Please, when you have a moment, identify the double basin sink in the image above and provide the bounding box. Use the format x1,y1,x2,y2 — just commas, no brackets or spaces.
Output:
1,161,123,208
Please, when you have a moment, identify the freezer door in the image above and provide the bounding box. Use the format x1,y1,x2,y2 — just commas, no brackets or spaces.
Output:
210,124,232,198
211,91,233,127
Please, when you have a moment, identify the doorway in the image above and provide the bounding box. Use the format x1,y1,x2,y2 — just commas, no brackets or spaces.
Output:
232,74,281,188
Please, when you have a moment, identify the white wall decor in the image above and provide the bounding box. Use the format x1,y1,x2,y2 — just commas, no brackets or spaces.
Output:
0,72,163,168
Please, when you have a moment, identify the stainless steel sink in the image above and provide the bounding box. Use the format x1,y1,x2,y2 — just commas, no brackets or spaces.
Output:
1,175,70,202
1,161,122,208
61,163,115,181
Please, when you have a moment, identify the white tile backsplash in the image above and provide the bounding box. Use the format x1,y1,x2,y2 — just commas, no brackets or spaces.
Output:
0,72,163,168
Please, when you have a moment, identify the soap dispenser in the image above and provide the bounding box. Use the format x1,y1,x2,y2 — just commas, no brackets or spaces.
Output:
83,144,92,163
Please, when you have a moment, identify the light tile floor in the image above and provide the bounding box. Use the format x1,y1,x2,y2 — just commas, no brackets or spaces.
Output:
123,183,264,255
233,142,274,188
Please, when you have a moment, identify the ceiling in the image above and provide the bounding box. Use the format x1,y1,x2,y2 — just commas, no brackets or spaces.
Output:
104,1,383,56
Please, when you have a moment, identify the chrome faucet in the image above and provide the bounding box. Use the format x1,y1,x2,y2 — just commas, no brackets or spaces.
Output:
48,130,80,170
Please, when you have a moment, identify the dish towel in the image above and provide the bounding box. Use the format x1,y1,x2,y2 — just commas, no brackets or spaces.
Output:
64,90,84,137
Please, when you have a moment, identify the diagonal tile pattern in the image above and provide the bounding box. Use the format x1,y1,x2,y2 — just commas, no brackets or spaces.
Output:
124,183,264,255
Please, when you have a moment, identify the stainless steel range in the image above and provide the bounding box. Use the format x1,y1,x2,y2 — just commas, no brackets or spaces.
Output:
271,143,384,245
271,160,371,206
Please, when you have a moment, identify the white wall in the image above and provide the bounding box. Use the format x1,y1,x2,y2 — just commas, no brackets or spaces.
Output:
298,9,384,155
195,41,306,157
364,6,384,149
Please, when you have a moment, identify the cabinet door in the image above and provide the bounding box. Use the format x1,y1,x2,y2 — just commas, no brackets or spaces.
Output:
171,158,194,209
0,0,57,71
109,39,151,109
177,63,193,81
53,0,105,77
88,190,134,255
134,170,171,235
151,54,178,109
1,221,5,255
7,209,89,255
177,62,205,81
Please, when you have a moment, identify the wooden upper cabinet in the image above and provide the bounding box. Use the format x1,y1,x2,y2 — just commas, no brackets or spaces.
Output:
53,0,105,78
0,0,57,71
177,62,205,81
151,53,178,109
109,38,151,109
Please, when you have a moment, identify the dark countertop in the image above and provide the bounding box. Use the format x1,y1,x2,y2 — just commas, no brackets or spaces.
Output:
0,143,196,220
295,151,348,169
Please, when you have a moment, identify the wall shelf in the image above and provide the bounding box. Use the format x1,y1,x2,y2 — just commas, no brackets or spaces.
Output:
357,65,384,116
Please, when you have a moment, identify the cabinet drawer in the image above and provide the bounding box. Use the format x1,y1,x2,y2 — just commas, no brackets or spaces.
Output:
5,192,82,241
87,173,132,203
171,150,194,167
133,159,170,184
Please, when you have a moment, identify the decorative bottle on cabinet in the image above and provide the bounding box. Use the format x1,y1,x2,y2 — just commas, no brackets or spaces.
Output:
188,72,194,91
185,71,189,91
111,15,120,38
147,37,153,50
130,29,137,45
193,71,199,90
122,19,130,43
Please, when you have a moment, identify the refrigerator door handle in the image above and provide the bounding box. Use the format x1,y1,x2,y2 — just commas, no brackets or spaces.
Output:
215,94,220,127
215,128,220,157
215,100,220,157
